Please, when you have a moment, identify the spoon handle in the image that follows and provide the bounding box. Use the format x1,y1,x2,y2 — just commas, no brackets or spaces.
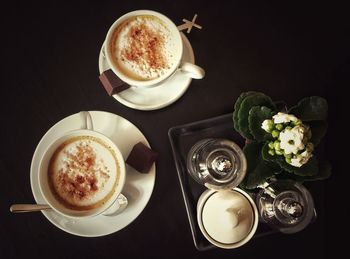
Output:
10,204,51,213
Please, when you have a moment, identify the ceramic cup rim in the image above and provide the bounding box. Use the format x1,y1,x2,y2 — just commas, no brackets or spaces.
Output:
104,9,183,87
38,129,126,219
197,188,259,249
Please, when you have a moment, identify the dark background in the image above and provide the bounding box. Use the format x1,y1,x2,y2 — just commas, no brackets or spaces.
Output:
1,1,348,258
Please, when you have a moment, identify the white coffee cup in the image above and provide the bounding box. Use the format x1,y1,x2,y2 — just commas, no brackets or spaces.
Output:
197,188,258,249
38,112,126,218
104,10,205,87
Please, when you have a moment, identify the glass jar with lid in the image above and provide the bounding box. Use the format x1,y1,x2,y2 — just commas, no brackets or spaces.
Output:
186,138,247,190
256,179,315,233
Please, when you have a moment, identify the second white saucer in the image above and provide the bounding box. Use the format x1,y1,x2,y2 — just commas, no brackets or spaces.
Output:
30,111,156,237
98,33,195,111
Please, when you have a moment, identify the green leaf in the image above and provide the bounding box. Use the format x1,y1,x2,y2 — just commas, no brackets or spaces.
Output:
275,170,305,183
233,91,259,132
303,160,331,181
293,156,319,176
274,100,288,112
238,93,276,140
240,142,280,190
276,155,318,176
306,120,328,146
276,160,331,182
275,157,298,173
248,106,274,142
243,141,262,171
288,96,328,121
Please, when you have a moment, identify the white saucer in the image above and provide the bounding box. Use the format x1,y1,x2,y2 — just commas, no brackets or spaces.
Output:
98,33,195,110
30,111,156,237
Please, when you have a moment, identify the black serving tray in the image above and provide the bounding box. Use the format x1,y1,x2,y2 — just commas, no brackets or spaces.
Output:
168,113,275,251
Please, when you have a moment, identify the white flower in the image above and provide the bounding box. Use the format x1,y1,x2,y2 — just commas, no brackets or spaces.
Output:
272,112,299,124
299,149,313,164
261,119,273,132
290,150,313,167
293,125,308,135
290,157,303,167
279,126,305,155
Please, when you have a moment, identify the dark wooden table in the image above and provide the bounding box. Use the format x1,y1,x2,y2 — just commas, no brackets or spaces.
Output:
1,1,348,258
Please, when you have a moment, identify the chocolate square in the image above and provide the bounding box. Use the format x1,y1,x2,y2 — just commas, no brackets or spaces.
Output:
99,69,130,96
126,142,158,174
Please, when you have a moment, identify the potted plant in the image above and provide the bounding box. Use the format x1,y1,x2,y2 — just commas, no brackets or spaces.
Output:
233,91,331,190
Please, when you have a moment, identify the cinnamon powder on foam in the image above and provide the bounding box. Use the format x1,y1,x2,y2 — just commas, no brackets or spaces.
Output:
56,141,110,201
121,22,169,73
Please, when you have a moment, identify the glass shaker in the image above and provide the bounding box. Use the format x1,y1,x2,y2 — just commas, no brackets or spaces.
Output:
186,138,247,190
256,179,315,234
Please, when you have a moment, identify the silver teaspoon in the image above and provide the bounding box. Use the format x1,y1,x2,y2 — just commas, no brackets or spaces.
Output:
10,204,51,213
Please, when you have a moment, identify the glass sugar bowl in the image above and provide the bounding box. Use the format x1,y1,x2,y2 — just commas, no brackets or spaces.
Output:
256,179,315,234
186,138,247,190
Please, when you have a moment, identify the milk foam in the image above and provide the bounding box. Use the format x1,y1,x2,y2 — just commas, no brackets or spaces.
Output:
111,15,177,80
50,137,118,208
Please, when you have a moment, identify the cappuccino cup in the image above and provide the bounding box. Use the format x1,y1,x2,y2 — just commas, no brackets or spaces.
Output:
38,112,126,218
104,10,205,87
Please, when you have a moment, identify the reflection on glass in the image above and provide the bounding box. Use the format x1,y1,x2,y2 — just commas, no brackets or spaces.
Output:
186,138,247,190
256,179,315,233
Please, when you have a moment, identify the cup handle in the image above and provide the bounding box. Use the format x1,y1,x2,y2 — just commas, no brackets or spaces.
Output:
80,111,94,130
179,62,205,79
102,194,128,216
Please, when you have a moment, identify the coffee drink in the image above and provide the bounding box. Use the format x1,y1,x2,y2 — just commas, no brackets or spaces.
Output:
109,15,178,81
48,136,120,211
105,10,204,88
